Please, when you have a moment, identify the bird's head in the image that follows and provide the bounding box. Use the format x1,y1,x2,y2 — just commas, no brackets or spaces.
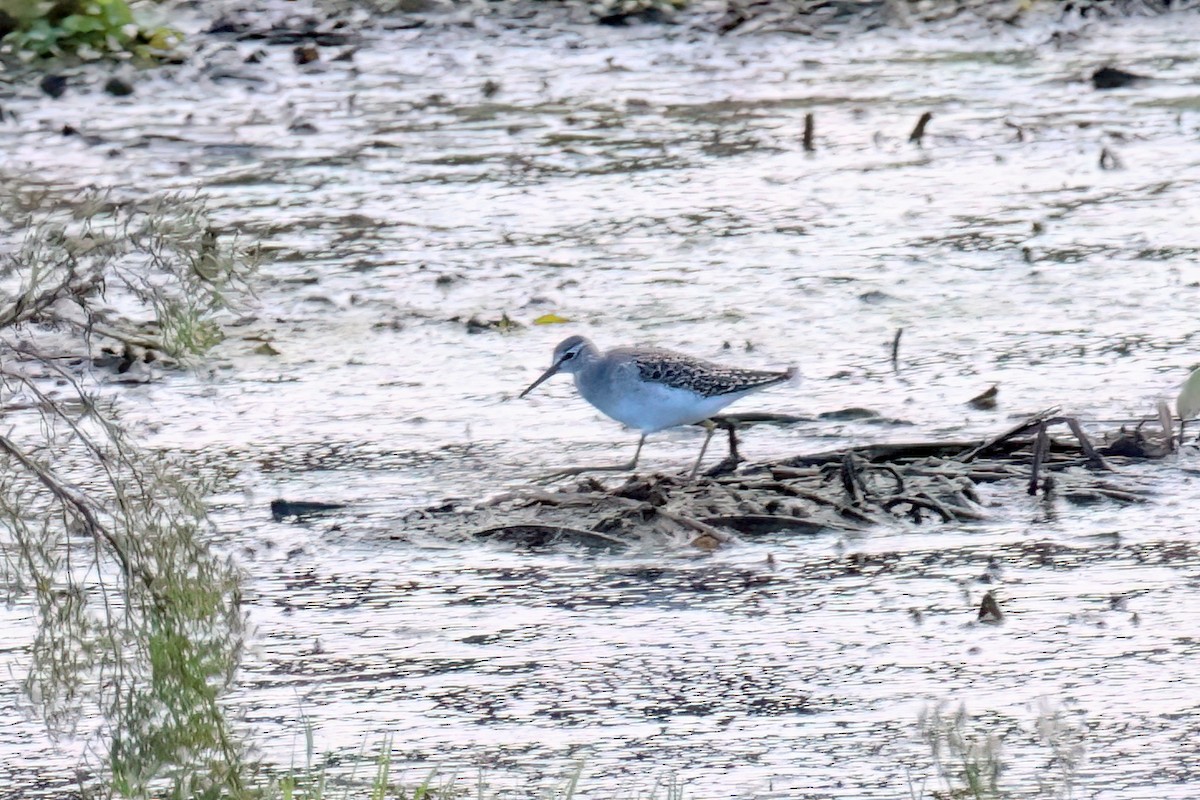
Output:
519,335,596,398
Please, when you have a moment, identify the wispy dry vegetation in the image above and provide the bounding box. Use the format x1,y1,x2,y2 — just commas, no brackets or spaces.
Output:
0,182,257,797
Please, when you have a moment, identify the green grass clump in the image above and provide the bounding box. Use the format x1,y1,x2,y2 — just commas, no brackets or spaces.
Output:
0,0,180,59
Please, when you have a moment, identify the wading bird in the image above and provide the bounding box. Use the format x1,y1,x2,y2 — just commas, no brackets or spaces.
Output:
519,335,795,479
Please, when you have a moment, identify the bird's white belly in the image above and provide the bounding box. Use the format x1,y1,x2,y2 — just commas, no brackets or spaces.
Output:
581,377,738,433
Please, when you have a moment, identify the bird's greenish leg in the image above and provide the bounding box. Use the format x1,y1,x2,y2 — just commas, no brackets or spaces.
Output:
536,433,646,483
688,420,718,481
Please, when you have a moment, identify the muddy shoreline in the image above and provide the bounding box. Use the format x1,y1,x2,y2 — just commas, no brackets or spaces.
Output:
3,5,1200,796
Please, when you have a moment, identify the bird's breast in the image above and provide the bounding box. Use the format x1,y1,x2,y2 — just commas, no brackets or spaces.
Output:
575,369,739,433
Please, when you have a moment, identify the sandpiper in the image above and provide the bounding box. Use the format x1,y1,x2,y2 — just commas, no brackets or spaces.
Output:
519,335,795,478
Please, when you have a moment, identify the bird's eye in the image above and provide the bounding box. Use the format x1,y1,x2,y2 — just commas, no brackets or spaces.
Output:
561,350,576,360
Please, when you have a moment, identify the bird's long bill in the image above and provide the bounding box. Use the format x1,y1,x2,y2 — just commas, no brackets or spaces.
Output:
518,362,561,398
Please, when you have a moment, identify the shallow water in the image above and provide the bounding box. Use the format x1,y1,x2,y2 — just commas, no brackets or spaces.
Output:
3,6,1200,797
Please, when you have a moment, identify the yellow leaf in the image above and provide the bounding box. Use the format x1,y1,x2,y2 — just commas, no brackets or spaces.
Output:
533,313,570,325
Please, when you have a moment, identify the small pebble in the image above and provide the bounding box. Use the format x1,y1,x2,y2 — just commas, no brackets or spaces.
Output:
40,74,68,98
1092,66,1144,90
104,77,134,97
293,44,319,65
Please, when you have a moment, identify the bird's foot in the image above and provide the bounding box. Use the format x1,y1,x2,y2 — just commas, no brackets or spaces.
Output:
701,454,742,479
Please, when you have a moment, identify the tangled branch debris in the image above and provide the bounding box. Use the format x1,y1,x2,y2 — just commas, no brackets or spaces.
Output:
401,408,1161,550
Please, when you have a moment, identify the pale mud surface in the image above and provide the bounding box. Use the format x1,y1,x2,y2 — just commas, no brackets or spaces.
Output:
3,5,1200,797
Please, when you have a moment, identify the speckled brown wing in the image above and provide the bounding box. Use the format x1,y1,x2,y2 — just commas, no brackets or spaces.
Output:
628,348,792,398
